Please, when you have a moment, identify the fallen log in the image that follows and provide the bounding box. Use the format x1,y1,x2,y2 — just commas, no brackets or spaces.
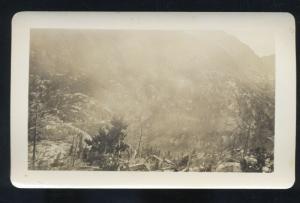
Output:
216,162,241,172
129,163,150,171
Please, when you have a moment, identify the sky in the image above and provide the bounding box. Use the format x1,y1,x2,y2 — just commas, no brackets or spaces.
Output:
225,30,274,57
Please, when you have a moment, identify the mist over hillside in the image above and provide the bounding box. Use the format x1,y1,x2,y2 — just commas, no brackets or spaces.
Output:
28,29,274,171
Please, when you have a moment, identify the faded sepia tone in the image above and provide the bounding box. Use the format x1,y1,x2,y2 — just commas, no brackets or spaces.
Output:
28,29,275,172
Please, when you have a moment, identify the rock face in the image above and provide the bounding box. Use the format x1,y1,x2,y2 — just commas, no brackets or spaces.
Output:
216,162,242,172
28,124,92,170
28,140,72,170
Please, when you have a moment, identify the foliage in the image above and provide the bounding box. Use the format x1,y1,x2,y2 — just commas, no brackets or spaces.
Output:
28,65,99,168
84,117,129,170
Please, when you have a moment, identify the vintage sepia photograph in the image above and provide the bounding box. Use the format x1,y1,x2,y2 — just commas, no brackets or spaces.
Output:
28,29,275,172
11,12,295,188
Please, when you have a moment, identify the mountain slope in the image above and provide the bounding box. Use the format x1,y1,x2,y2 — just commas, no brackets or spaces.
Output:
30,30,275,153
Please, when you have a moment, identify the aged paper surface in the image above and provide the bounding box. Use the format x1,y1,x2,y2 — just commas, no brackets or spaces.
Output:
11,12,296,188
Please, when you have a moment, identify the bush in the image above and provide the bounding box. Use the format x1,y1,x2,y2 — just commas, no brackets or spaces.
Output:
84,117,129,170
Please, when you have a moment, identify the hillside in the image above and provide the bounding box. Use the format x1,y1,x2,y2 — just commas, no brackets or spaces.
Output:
28,30,275,171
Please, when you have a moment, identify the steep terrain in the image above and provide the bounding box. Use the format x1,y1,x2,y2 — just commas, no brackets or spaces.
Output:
29,30,275,154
